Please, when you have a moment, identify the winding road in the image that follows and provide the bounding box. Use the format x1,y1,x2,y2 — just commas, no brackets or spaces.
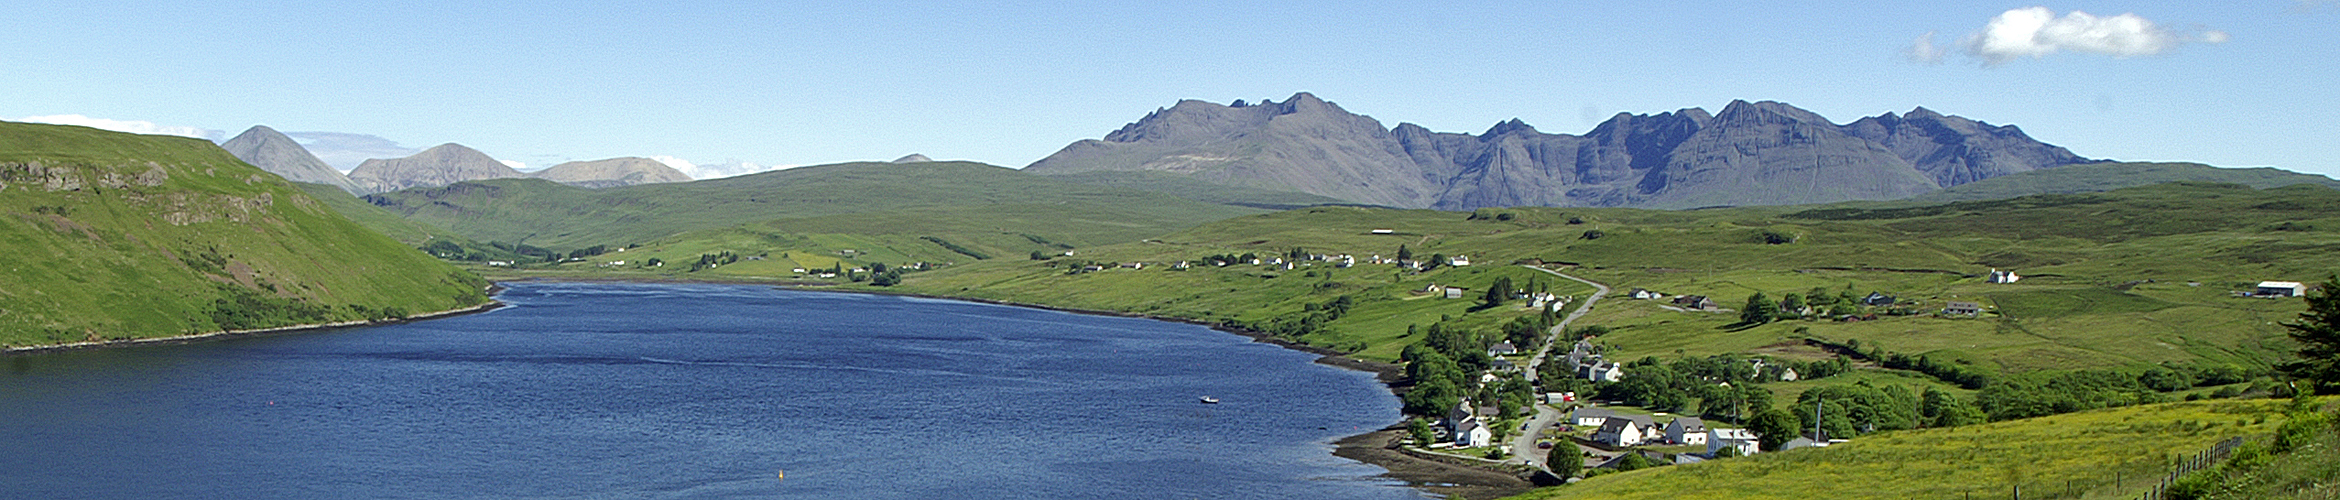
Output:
1519,266,1610,384
1511,265,1611,466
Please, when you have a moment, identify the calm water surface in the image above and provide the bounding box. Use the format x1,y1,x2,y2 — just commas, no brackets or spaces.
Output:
1,283,1422,499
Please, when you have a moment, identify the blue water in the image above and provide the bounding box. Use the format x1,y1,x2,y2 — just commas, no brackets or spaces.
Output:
0,283,1422,499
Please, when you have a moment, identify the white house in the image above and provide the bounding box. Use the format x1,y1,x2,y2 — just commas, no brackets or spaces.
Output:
1778,366,1800,382
2260,281,2308,297
1630,288,1663,300
1943,301,1982,316
1570,407,1614,427
1456,419,1494,447
1988,269,2022,284
1594,415,1656,446
1583,361,1625,383
1708,428,1758,456
1488,341,1519,357
1371,229,1395,235
1445,287,1467,300
1449,255,1471,266
1665,417,1708,446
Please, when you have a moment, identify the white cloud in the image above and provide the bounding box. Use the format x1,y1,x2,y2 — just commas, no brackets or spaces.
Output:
10,114,222,140
499,159,528,171
1960,7,2222,65
1905,31,1949,65
654,156,798,180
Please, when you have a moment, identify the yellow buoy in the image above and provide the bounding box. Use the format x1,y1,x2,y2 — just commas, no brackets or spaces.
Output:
776,469,785,481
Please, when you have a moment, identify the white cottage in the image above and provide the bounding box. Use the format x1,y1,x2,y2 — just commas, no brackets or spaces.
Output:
1665,417,1708,446
1594,415,1656,446
1708,428,1759,456
1570,407,1615,428
2260,281,2308,297
1455,419,1493,447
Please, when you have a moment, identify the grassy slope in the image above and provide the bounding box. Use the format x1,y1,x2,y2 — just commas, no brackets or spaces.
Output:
362,161,1266,251
292,181,464,246
1036,169,1355,209
877,183,2338,374
1512,399,2296,500
1909,162,2340,203
0,122,487,346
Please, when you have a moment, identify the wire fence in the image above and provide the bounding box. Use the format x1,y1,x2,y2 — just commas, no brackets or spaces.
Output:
2137,436,2246,500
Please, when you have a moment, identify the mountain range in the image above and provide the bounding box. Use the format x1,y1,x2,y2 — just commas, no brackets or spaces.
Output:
1024,93,2100,209
223,126,693,194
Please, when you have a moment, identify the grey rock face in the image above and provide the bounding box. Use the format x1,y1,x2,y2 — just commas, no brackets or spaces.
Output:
1027,94,2093,209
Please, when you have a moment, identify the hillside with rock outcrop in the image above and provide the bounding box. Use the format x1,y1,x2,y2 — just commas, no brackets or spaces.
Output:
0,121,490,347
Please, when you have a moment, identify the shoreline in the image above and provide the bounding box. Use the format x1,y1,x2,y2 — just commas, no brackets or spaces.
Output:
494,275,1540,498
2,286,507,356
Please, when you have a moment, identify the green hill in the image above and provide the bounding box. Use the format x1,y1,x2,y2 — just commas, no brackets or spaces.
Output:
1908,162,2340,203
0,122,489,347
1037,170,1355,209
360,161,1267,251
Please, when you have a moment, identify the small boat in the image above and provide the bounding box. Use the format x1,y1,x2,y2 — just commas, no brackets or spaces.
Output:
1199,396,1219,404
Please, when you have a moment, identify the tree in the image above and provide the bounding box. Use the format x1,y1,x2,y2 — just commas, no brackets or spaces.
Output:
1482,277,1514,308
2282,275,2340,393
1613,452,1652,471
1779,293,1805,319
1396,244,1413,262
1743,385,1775,423
1741,293,1777,324
1029,250,1047,260
1547,446,1581,478
1408,418,1437,445
1748,408,1799,451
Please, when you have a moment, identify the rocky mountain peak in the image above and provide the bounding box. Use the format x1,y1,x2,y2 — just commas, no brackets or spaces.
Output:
528,157,692,188
1482,118,1539,138
220,125,362,194
346,142,523,194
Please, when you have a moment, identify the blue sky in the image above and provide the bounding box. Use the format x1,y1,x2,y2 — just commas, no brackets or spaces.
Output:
5,1,2334,179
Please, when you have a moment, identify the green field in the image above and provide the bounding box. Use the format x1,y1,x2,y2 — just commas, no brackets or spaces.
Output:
1512,399,2297,500
360,161,1269,251
0,122,487,346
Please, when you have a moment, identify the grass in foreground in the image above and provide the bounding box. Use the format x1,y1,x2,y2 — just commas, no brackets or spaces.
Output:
1511,399,2296,500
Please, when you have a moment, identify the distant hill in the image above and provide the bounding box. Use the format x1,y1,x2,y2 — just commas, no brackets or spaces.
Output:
527,157,691,188
346,143,522,194
1024,93,2095,209
1906,161,2340,203
220,125,364,194
358,161,1267,250
0,121,489,347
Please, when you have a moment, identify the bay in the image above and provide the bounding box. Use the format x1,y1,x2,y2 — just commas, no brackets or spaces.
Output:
0,283,1423,499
